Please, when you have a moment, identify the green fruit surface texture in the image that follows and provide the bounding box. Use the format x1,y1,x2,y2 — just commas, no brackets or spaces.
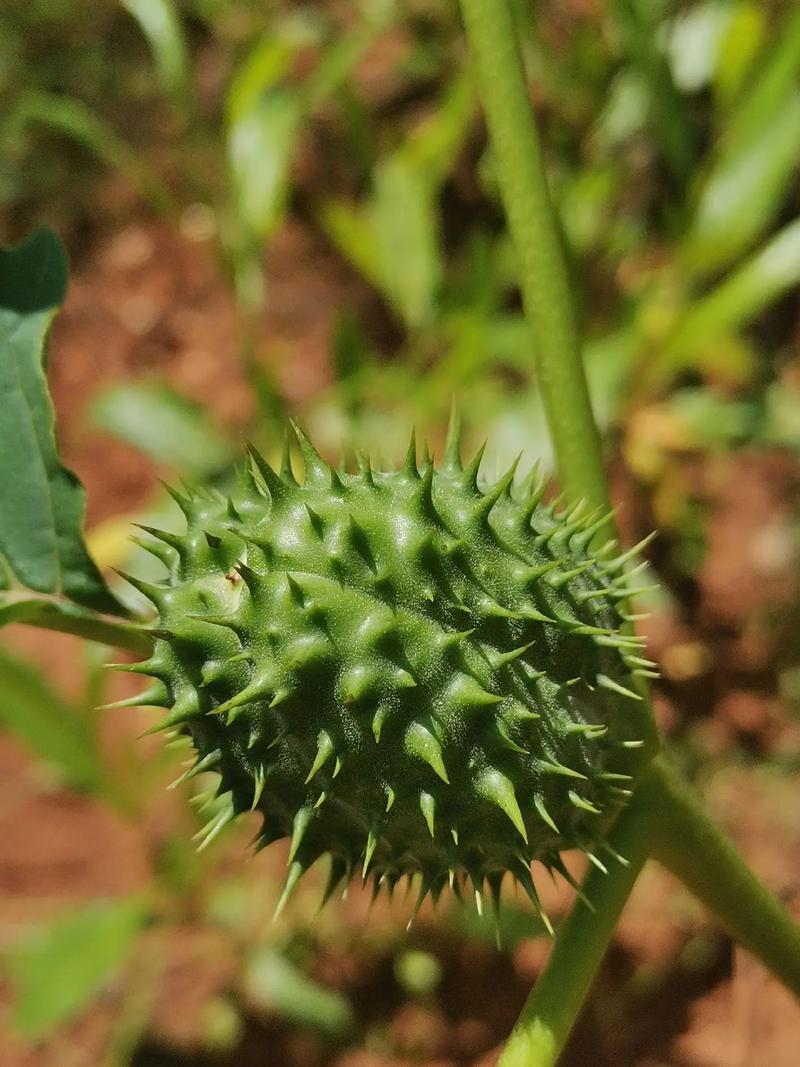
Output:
119,419,656,921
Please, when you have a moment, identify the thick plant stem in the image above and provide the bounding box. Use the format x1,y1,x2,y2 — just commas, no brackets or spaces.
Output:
498,784,655,1067
457,0,607,514
646,756,800,995
457,2,800,1064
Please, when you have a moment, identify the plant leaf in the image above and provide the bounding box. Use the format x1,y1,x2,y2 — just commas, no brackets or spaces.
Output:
121,0,190,103
372,154,442,330
90,381,233,478
8,897,149,1039
660,216,800,377
0,644,105,792
225,36,305,241
244,947,354,1039
6,93,173,216
685,91,800,274
0,227,122,615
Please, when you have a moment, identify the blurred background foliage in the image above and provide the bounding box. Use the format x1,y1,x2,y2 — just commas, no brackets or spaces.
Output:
2,1,800,1065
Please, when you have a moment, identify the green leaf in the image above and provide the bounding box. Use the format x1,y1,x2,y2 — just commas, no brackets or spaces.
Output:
0,644,104,792
243,947,354,1040
121,0,191,103
6,93,173,216
90,381,233,478
8,897,149,1039
712,2,766,107
225,36,304,240
660,216,800,376
317,198,383,288
372,154,442,330
720,6,800,158
685,91,800,274
0,227,122,615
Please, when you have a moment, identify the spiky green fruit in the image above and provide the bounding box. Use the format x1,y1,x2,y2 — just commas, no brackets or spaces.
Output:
122,420,655,920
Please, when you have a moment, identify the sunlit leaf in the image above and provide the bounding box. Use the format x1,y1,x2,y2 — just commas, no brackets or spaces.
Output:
685,92,800,274
225,36,305,241
0,228,121,615
713,2,766,107
372,154,442,330
121,0,191,103
244,947,354,1040
8,897,149,1039
661,217,800,376
91,381,233,477
317,198,383,288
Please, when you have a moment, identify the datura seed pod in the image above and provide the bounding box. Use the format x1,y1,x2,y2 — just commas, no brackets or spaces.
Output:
117,418,656,924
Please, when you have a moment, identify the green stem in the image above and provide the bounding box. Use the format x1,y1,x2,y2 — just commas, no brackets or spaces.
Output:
0,593,153,655
457,0,607,514
458,2,800,1064
499,785,655,1067
645,756,800,995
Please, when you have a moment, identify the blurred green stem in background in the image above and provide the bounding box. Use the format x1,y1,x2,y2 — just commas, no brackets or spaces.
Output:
457,0,800,1063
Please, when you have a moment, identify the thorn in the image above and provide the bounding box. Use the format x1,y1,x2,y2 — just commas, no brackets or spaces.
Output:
403,429,419,479
475,456,521,518
477,768,527,842
492,720,528,754
269,687,294,709
405,721,450,783
372,703,391,743
289,420,329,484
98,680,168,710
112,569,164,606
568,790,602,815
462,440,487,491
546,560,593,589
355,450,375,486
362,827,379,878
274,859,305,919
304,504,324,537
442,398,462,471
305,730,335,783
419,791,436,837
159,480,193,519
539,759,587,781
319,855,348,911
195,803,236,852
550,855,595,913
251,764,266,809
168,748,222,789
448,673,503,711
132,523,183,553
600,839,631,867
596,674,642,701
604,531,657,575
246,442,287,501
533,794,559,834
583,850,609,875
288,806,313,864
142,691,201,734
513,860,554,935
280,428,298,484
486,642,534,670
